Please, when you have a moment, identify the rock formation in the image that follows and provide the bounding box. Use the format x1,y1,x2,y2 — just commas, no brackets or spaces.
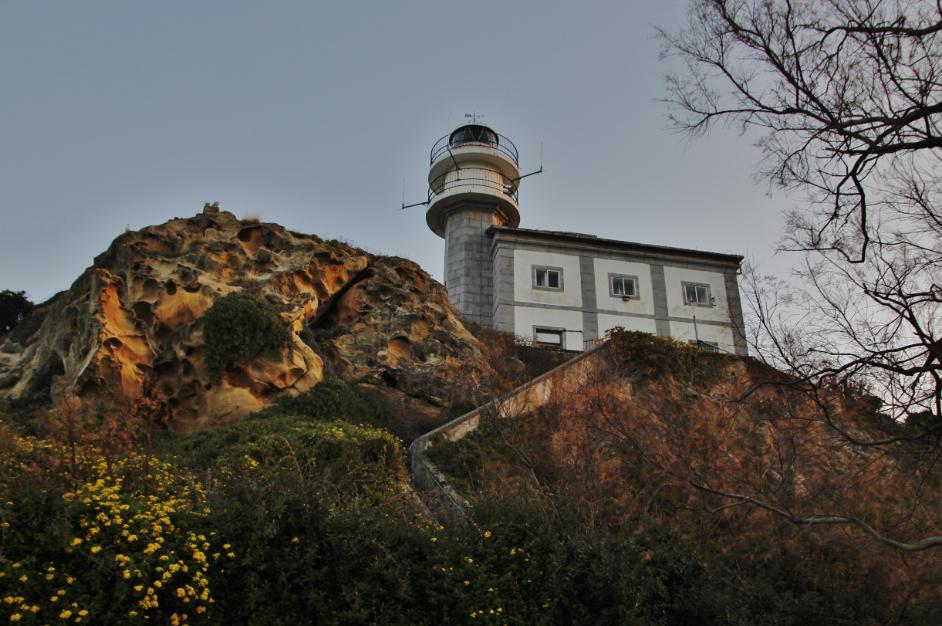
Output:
0,205,489,431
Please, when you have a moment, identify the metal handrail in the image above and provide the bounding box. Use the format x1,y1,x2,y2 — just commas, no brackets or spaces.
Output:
429,132,519,165
428,168,519,203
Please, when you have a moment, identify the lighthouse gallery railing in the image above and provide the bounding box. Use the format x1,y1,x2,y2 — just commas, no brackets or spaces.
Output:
429,132,519,166
427,168,520,203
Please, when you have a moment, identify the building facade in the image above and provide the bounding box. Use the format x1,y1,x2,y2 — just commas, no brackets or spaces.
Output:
422,123,747,355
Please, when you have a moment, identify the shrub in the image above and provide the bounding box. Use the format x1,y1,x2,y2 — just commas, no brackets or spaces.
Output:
261,380,383,426
0,290,33,336
607,327,731,386
0,435,223,625
202,293,288,383
158,413,406,493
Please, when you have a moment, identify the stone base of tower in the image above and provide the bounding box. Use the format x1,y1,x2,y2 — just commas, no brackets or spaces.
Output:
443,206,496,327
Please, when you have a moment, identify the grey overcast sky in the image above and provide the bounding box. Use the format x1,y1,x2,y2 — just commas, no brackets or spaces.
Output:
0,0,794,303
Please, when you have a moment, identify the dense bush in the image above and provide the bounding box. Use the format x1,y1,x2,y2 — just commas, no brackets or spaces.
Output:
158,413,405,492
258,379,383,426
202,293,288,383
0,290,33,336
0,434,223,625
607,327,731,386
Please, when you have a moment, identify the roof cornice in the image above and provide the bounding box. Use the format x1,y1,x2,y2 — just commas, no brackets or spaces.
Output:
487,226,744,267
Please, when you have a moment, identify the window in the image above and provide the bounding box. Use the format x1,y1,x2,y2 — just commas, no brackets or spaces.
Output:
690,340,719,352
534,327,565,348
533,266,563,290
609,274,638,299
683,282,713,306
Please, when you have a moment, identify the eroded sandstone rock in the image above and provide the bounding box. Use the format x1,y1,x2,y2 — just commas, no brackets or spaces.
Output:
0,208,490,431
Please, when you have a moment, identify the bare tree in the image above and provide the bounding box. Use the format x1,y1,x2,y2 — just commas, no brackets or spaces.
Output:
661,0,942,432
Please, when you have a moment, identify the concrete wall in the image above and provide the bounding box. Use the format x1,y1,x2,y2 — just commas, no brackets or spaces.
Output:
593,258,655,316
513,306,584,351
597,313,657,338
663,265,731,323
491,242,515,335
668,320,736,352
512,249,582,307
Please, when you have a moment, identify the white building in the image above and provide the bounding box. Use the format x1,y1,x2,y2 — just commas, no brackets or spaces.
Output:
421,123,747,355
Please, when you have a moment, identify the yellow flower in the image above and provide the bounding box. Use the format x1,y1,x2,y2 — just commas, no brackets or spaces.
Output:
90,546,102,554
78,610,88,617
70,538,83,546
483,530,492,539
291,537,300,544
9,614,22,622
59,610,72,619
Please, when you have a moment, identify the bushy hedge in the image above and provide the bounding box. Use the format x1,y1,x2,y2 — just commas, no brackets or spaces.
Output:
202,293,288,383
0,435,224,625
259,380,383,426
158,413,405,492
607,327,732,386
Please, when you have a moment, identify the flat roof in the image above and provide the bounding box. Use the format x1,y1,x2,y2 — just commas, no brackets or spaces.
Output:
488,226,744,265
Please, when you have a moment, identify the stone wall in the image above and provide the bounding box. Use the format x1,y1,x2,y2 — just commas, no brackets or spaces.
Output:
443,206,496,327
409,340,612,524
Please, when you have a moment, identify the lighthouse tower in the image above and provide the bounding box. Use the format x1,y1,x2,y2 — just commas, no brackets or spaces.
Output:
426,123,521,326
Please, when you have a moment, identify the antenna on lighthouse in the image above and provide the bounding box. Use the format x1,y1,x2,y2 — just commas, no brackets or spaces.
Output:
401,178,430,210
512,140,544,183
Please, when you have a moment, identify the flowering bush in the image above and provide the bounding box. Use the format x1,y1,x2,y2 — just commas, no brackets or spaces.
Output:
0,434,223,624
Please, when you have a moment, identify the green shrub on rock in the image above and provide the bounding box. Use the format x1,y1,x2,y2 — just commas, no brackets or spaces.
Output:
202,292,289,383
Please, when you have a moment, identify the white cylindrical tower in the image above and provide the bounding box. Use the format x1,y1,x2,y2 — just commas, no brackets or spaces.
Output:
426,124,521,326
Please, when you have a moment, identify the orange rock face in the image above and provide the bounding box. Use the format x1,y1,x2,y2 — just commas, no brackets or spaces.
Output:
0,207,489,431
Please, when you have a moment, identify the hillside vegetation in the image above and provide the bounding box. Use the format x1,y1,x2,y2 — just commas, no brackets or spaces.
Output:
1,377,767,626
427,330,942,623
2,211,941,623
4,330,942,623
